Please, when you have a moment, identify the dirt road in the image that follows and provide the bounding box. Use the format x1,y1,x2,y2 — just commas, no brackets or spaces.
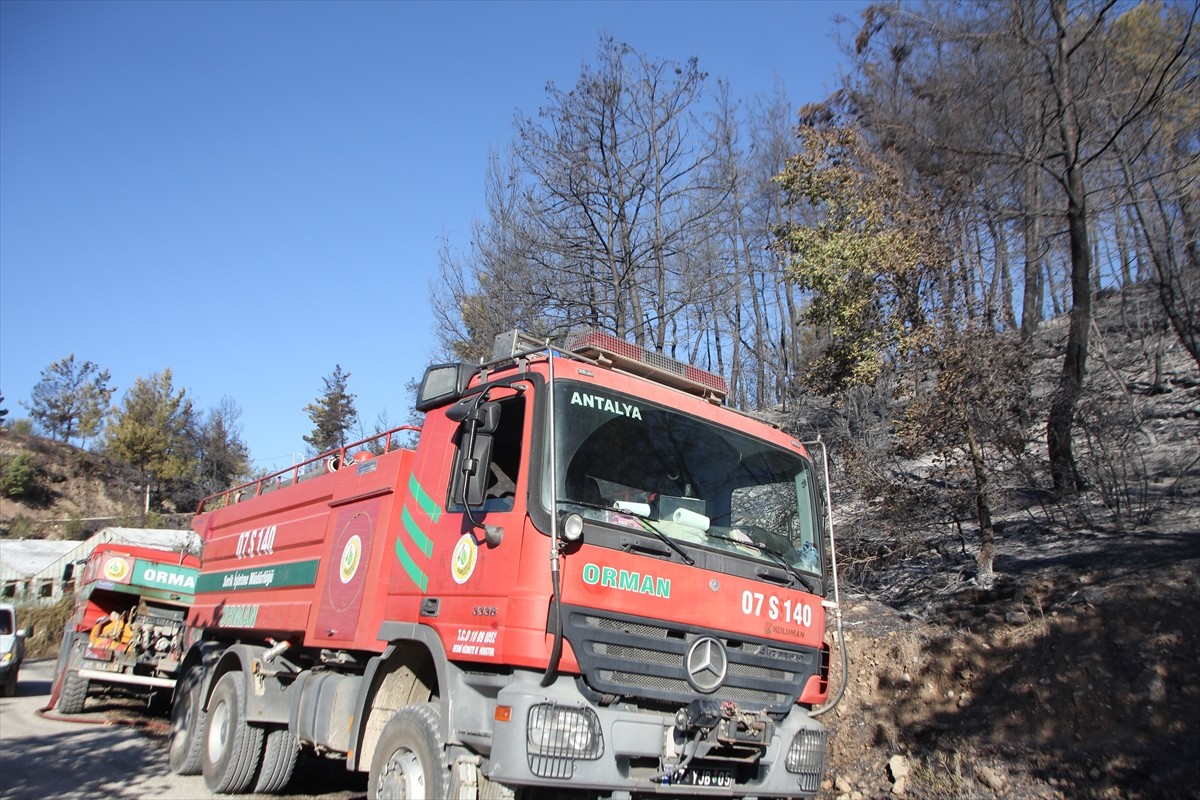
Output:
0,658,366,800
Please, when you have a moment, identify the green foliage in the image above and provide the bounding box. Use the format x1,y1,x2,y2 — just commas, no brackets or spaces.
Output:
773,125,947,394
26,354,115,445
773,121,1036,585
0,453,38,500
105,369,195,484
10,419,33,435
357,408,403,456
0,391,8,425
303,365,358,454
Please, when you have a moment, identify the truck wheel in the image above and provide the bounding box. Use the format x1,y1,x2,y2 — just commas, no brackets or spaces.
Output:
368,703,448,800
202,672,264,794
54,634,88,714
168,665,207,775
1,674,15,698
57,669,89,714
50,631,77,703
254,727,300,794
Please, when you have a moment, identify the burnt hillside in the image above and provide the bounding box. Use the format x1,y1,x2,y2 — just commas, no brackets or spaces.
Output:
806,283,1200,799
0,429,150,539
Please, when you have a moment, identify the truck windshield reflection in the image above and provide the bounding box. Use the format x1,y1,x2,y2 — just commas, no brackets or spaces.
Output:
552,382,823,577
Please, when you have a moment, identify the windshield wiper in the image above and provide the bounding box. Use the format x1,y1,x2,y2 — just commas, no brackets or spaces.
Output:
706,533,818,594
558,499,695,566
559,498,613,515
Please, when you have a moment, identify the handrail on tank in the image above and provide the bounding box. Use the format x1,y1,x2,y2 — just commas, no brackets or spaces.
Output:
196,425,422,514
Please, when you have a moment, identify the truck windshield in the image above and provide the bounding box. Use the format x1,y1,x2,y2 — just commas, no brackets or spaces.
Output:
547,381,823,577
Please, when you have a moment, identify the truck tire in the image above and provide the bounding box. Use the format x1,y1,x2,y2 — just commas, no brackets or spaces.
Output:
57,669,89,714
54,633,89,713
168,665,207,775
368,703,449,800
50,630,76,704
202,672,264,794
254,727,300,794
1,673,15,698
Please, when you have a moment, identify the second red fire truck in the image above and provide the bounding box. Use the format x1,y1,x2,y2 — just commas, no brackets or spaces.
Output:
55,540,199,714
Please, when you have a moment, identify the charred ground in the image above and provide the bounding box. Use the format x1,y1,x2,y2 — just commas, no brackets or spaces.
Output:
809,285,1199,799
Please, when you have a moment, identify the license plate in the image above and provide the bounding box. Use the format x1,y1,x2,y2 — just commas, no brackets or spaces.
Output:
82,659,118,671
676,767,733,788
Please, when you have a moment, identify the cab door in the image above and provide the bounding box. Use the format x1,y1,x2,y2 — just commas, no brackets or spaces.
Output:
390,386,531,661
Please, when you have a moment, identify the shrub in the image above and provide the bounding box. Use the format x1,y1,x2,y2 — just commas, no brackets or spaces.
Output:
0,452,37,500
63,514,86,539
17,595,75,658
1,514,35,539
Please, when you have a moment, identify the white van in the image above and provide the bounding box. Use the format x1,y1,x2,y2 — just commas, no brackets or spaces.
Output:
0,603,32,697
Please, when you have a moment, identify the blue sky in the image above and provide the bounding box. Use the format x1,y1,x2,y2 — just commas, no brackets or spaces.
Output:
1,0,864,473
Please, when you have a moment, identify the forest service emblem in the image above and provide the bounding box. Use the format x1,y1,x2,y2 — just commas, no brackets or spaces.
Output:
451,535,478,584
339,535,362,584
103,556,131,582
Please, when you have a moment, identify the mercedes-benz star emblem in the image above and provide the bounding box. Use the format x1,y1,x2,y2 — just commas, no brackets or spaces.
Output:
685,637,728,693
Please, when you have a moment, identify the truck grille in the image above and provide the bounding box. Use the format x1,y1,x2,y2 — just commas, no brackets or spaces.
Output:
563,608,817,714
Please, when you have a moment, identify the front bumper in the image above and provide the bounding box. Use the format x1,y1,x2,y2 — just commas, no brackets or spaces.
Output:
484,671,826,797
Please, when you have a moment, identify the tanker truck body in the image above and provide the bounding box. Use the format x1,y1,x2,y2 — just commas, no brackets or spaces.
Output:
171,330,840,798
55,541,199,714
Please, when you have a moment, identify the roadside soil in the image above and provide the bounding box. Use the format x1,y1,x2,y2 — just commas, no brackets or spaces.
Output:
819,502,1200,800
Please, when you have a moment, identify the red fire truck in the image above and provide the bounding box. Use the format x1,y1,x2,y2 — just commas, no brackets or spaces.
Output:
169,330,842,797
55,541,199,714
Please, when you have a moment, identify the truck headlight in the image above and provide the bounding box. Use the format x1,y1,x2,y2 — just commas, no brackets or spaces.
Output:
561,512,585,542
785,728,827,792
0,651,12,665
526,703,603,778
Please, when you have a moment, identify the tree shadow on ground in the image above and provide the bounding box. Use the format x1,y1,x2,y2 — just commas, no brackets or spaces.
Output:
0,726,173,799
877,559,1200,799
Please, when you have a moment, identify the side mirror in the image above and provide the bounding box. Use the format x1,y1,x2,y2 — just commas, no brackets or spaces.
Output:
445,398,501,433
463,434,494,507
447,398,502,509
17,626,32,638
449,433,495,508
416,363,475,412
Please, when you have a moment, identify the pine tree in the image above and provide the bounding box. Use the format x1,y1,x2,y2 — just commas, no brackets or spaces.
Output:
26,354,115,445
303,365,358,454
105,370,195,508
196,396,251,493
